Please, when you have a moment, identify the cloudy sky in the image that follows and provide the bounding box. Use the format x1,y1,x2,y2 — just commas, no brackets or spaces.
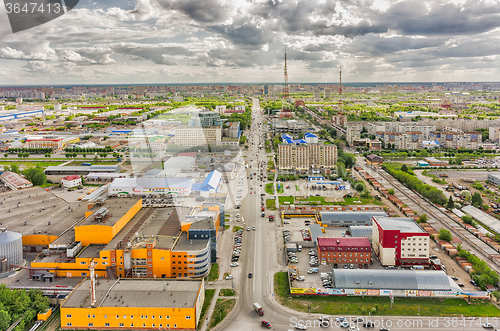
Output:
0,0,499,85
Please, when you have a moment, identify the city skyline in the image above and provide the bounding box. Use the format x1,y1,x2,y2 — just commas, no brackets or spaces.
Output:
0,0,500,85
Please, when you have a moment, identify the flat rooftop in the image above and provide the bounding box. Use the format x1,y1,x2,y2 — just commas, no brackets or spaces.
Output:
79,198,141,227
374,217,424,233
63,279,202,309
172,232,209,252
105,207,192,251
78,244,105,259
0,187,89,238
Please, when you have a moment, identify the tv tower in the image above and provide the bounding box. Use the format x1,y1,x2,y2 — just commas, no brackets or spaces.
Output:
283,50,289,99
281,50,292,118
338,66,343,114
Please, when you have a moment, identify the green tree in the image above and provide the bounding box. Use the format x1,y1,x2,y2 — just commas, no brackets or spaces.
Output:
0,310,10,331
336,161,346,178
23,167,47,186
471,192,483,208
482,204,489,211
419,214,428,223
388,188,395,195
446,195,454,210
438,228,453,242
401,164,409,173
3,153,7,158
10,164,20,174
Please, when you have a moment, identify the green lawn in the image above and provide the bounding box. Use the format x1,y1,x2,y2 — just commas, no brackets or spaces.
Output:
208,299,236,329
224,225,230,230
233,226,243,232
267,160,275,170
278,196,295,205
265,183,275,194
197,289,216,330
266,199,276,210
276,183,284,194
295,185,300,191
219,289,236,297
267,174,275,181
273,272,500,317
208,263,219,281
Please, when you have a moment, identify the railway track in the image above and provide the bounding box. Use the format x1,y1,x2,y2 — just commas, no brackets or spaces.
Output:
375,168,500,274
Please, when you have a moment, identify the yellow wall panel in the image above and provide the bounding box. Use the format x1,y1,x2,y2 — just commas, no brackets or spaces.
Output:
112,199,142,237
75,225,113,246
22,235,58,246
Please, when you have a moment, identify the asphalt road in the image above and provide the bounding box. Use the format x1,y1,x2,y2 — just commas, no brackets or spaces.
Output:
214,103,492,331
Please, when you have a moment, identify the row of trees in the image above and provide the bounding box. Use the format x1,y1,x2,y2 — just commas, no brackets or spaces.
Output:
8,148,53,154
384,164,447,205
0,284,50,331
457,244,499,291
64,146,113,153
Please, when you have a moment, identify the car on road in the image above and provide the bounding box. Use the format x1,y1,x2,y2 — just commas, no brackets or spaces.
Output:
353,317,364,323
380,328,390,331
349,327,359,331
225,275,234,280
248,272,253,278
230,262,239,267
482,323,493,328
247,227,250,231
363,321,374,328
252,226,256,231
470,280,478,286
340,321,350,327
261,320,272,328
451,276,458,281
296,276,305,281
295,325,307,330
336,317,346,322
344,264,348,269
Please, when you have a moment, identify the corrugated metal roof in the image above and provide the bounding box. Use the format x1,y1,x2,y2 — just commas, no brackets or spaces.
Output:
320,211,386,226
349,226,373,240
462,205,500,233
332,269,451,290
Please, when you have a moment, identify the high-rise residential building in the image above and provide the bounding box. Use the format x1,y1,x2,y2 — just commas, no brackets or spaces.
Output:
346,125,363,146
313,88,320,99
277,142,337,172
324,88,332,99
264,85,269,95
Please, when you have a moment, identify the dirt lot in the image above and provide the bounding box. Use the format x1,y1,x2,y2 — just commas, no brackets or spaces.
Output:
427,170,489,183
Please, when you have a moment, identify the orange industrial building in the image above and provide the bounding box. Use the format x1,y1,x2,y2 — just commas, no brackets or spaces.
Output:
61,278,204,330
30,198,223,279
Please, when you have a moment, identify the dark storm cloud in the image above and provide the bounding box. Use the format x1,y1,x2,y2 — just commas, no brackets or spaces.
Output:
111,43,193,65
156,0,229,23
208,23,270,48
309,20,387,38
382,1,500,36
344,36,447,56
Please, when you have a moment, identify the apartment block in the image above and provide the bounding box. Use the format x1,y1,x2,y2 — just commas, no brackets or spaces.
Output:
346,125,362,146
174,127,221,147
277,143,337,172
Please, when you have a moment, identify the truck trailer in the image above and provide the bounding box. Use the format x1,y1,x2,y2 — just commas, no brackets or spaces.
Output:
253,302,264,316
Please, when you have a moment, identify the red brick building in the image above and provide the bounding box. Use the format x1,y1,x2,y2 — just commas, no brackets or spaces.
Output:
317,237,372,266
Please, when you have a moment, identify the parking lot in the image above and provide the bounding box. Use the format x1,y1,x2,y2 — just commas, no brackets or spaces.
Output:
282,217,388,290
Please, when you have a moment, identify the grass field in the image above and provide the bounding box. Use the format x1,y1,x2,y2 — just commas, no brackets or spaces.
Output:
265,183,275,194
276,183,284,194
274,272,500,317
219,289,236,297
233,226,243,232
278,196,295,205
208,263,219,281
197,289,216,330
224,225,230,230
208,299,236,330
266,199,276,210
295,185,300,191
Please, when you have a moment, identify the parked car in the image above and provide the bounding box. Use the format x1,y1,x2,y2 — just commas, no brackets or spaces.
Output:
225,275,234,280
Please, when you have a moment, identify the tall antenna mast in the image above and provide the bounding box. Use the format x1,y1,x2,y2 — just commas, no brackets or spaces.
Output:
89,259,98,308
338,66,343,114
283,50,289,99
